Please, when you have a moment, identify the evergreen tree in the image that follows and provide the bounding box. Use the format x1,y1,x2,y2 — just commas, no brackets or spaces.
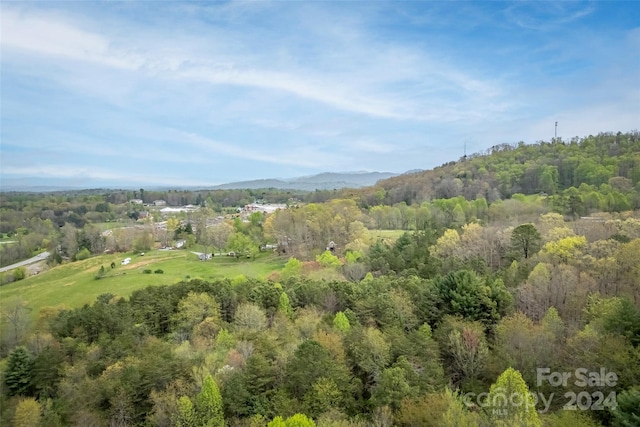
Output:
610,387,640,427
194,374,224,427
511,224,542,259
4,346,33,396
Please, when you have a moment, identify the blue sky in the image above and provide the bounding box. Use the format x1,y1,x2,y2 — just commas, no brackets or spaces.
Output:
1,1,638,189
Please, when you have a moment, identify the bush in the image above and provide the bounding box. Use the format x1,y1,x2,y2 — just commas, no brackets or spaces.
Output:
143,269,152,274
154,269,164,274
74,248,91,261
13,267,26,282
316,250,342,269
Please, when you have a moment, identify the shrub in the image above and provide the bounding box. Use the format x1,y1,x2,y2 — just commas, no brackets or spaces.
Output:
143,269,152,274
13,267,26,282
154,269,164,274
74,248,91,261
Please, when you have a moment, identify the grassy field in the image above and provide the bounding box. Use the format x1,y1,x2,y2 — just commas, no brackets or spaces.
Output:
0,249,286,317
93,221,130,231
367,229,407,243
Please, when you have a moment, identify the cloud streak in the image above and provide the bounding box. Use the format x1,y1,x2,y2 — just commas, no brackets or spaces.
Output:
1,2,638,188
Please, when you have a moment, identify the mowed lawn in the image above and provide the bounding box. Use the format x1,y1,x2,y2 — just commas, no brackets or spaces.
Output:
0,250,286,317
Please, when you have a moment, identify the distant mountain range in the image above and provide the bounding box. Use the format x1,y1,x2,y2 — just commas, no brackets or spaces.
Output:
1,171,399,192
209,171,399,191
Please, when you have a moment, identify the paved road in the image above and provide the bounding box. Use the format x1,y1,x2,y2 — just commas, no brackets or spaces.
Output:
0,251,50,273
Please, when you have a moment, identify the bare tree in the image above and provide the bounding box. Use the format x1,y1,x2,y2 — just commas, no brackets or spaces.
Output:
1,297,32,350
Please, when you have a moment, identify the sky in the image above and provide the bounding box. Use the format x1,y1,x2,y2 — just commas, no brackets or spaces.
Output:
1,1,639,189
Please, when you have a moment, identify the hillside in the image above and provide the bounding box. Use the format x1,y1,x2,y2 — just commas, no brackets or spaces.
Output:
350,132,640,213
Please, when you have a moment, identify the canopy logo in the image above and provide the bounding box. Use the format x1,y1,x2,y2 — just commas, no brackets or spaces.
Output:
462,367,619,414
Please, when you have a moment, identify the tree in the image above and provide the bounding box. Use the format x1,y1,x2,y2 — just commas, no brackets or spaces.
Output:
347,327,390,381
371,366,416,411
283,413,316,426
4,346,33,396
278,291,294,319
452,204,466,227
492,312,553,387
303,377,343,418
281,257,303,279
13,397,41,427
317,250,342,269
228,232,258,259
234,303,267,334
268,416,288,427
194,374,224,427
435,270,511,325
31,344,66,399
268,414,316,427
434,316,489,387
439,388,482,427
59,222,78,258
133,230,154,252
430,228,462,271
539,166,559,194
511,224,541,259
1,297,32,348
285,340,352,405
171,292,221,341
333,311,351,333
542,235,587,263
486,367,540,427
166,217,180,241
446,327,488,385
610,387,640,427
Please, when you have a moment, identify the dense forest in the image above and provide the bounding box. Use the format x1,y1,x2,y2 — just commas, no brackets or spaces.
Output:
1,132,639,426
360,131,640,209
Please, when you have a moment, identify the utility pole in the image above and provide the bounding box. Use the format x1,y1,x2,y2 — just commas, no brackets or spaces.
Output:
555,121,558,140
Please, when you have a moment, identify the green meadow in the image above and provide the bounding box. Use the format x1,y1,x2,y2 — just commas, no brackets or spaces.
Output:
367,229,406,243
0,250,286,317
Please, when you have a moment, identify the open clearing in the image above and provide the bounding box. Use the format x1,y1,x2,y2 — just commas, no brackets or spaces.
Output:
0,249,286,317
367,229,407,243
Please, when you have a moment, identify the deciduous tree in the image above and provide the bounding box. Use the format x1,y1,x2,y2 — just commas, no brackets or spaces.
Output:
486,367,540,427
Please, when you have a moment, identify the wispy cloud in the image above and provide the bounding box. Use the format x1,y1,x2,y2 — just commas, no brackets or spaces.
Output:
1,4,505,123
1,1,638,188
503,1,595,31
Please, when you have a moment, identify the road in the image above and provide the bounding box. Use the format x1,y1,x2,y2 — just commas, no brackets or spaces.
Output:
0,251,50,273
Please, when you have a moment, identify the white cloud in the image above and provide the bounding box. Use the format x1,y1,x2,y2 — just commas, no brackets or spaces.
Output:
1,8,144,70
1,4,506,124
173,130,335,169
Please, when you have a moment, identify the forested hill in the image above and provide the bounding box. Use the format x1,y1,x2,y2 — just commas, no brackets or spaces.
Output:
354,131,640,210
